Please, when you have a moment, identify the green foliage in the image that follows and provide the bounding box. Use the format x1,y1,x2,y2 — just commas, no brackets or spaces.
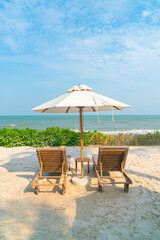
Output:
0,127,159,147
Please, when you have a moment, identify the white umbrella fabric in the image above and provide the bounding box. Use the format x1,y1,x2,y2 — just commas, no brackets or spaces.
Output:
31,84,131,178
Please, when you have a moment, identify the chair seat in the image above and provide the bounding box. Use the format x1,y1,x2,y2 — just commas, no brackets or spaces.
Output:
92,146,132,193
31,148,68,195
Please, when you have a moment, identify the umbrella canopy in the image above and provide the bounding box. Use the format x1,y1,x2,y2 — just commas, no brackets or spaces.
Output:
31,84,131,178
32,84,130,113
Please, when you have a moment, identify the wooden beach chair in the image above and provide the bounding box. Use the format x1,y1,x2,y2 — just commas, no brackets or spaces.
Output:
31,148,68,195
92,147,132,193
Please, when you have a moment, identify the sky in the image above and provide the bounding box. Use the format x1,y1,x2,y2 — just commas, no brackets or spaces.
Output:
0,0,160,115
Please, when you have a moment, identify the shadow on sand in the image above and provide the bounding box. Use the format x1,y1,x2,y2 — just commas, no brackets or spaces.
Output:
0,151,160,239
0,185,160,240
1,151,66,194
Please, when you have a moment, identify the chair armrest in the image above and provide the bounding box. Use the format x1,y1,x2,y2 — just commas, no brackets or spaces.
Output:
123,171,132,184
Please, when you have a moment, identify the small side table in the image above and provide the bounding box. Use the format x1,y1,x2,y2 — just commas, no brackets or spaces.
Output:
75,157,90,173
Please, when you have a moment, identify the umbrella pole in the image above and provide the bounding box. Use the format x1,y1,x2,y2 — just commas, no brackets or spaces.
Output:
79,108,84,179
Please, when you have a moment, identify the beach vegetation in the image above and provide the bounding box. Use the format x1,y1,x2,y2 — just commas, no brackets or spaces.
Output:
0,127,160,147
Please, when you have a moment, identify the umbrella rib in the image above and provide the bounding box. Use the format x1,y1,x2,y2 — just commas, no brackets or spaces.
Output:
113,106,120,110
42,108,49,112
66,107,70,113
91,107,96,112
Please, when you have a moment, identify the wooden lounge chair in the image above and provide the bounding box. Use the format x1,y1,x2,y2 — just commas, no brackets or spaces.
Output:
92,146,132,193
31,148,68,195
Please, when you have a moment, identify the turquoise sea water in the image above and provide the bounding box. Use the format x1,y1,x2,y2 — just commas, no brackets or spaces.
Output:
0,115,160,134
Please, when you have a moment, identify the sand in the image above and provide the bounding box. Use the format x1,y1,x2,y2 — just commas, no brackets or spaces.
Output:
0,146,160,240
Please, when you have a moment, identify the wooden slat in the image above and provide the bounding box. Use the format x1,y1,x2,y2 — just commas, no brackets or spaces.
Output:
39,159,63,162
92,147,132,192
102,168,121,170
101,157,123,160
42,165,62,168
43,165,62,170
98,148,127,172
101,160,122,163
101,159,122,162
102,164,121,167
40,156,63,159
101,151,124,155
37,148,67,174
101,155,124,157
34,183,62,186
102,166,121,169
31,148,68,194
40,152,64,155
100,149,125,172
102,162,121,166
101,155,123,157
99,181,126,185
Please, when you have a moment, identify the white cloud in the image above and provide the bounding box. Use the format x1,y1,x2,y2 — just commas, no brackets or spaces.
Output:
0,0,160,89
3,37,17,50
142,10,151,17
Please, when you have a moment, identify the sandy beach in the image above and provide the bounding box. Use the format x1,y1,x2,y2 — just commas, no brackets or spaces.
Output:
0,146,160,240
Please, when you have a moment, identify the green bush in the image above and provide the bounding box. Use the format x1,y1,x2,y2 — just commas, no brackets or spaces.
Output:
0,127,159,147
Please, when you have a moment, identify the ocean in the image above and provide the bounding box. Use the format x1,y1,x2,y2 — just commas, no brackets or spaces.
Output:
0,115,160,135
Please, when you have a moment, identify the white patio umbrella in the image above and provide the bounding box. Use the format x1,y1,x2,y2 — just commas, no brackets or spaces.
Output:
31,83,131,178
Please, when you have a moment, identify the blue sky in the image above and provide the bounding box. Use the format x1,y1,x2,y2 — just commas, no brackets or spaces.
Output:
0,0,160,115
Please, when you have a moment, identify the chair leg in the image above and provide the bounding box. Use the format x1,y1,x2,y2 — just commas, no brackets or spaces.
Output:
62,174,67,195
62,184,66,195
98,185,103,193
98,181,103,193
34,187,39,195
62,184,64,195
124,183,129,193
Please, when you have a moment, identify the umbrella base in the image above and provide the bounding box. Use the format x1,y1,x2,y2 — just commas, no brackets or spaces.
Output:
72,175,92,186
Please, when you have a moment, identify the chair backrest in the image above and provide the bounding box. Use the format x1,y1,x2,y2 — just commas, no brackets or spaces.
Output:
98,146,129,172
36,148,68,173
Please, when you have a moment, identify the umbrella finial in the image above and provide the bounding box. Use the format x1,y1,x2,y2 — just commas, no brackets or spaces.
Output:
67,84,93,92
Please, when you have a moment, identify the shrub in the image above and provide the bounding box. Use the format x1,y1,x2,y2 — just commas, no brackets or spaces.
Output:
0,127,159,147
